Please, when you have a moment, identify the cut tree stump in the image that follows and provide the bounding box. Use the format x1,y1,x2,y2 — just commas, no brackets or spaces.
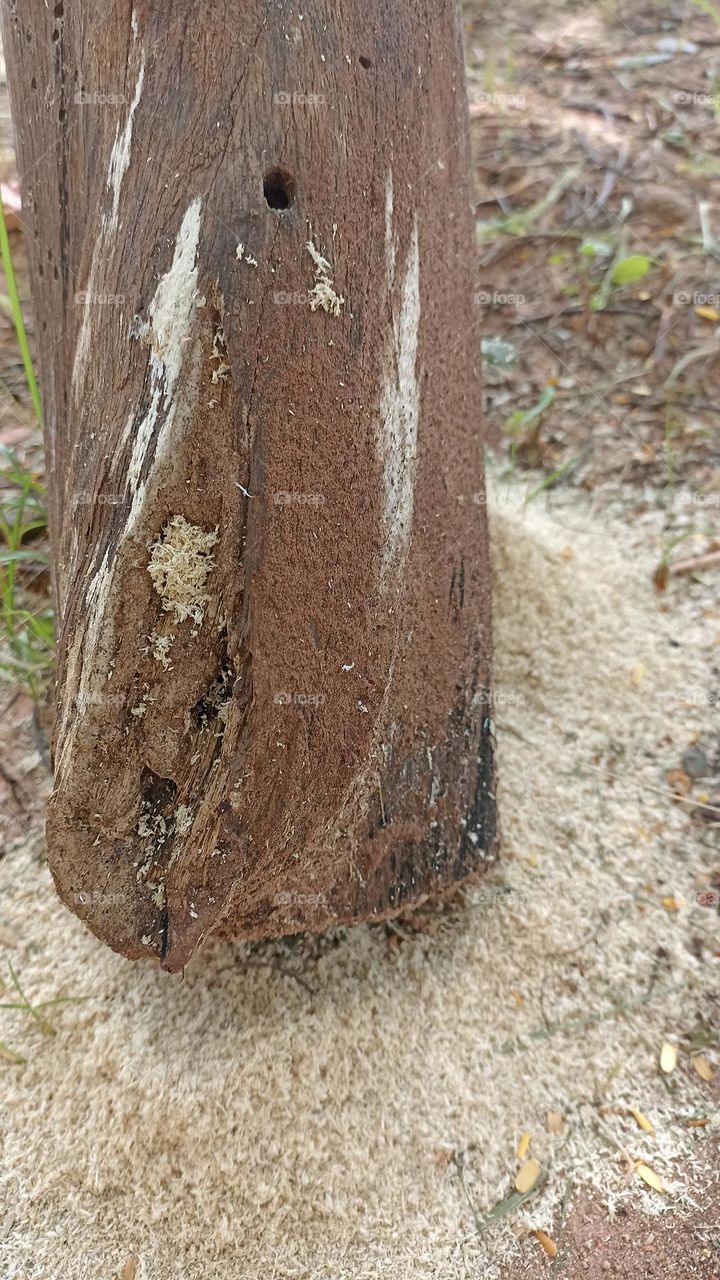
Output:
2,0,497,969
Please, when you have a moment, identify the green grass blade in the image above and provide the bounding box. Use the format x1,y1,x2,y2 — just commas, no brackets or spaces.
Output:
693,0,720,24
0,197,42,424
7,961,56,1036
0,1038,26,1064
524,452,586,503
0,549,49,564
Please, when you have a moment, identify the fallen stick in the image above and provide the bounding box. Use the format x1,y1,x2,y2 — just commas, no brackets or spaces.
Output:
669,549,720,577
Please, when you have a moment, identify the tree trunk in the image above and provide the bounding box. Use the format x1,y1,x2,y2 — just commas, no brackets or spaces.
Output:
2,0,497,969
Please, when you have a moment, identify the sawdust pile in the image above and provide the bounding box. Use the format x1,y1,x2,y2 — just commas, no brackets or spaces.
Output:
306,239,345,317
0,477,717,1279
147,515,218,626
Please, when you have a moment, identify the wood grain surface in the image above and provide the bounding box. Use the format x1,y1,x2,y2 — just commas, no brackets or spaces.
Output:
1,0,497,968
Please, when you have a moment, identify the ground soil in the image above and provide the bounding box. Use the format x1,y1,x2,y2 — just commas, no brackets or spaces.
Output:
467,0,720,504
471,4,720,1272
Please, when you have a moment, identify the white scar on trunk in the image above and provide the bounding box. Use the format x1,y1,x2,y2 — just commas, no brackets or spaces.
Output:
72,57,145,394
55,200,203,781
377,172,420,588
330,180,421,835
384,171,396,287
124,195,202,534
106,62,145,234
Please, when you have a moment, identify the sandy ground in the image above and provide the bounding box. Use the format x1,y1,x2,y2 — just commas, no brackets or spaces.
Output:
0,475,718,1280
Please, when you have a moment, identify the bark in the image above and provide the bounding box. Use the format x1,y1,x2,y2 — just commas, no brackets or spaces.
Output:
2,0,497,969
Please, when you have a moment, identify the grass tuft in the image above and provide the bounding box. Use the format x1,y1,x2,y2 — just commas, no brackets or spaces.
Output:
0,197,42,425
0,963,88,1066
0,196,53,697
0,444,53,697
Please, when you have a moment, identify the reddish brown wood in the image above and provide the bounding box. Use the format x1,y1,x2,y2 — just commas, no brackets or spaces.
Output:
2,0,497,968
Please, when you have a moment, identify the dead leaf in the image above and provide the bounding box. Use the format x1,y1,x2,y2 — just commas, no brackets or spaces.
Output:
691,1055,714,1082
546,1111,564,1134
630,1107,654,1134
432,1147,454,1169
532,1228,558,1258
636,1162,666,1194
121,1260,138,1280
666,768,691,795
695,305,720,322
660,1042,677,1074
661,896,683,912
515,1157,541,1193
631,662,646,686
517,1133,531,1160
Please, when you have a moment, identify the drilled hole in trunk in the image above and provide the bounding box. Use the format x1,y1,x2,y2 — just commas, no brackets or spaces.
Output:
263,167,295,210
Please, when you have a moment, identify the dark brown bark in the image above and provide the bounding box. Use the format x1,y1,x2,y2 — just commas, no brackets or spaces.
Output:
2,0,497,969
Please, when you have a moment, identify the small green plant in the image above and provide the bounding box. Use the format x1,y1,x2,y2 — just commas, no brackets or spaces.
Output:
0,198,42,425
524,452,586,503
0,962,87,1064
0,196,53,696
589,250,654,311
0,446,53,696
503,384,556,466
476,169,579,241
653,529,696,591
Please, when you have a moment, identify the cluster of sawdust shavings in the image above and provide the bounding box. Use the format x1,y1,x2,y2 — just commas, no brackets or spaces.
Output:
147,515,218,626
210,325,230,385
137,812,166,842
150,881,166,909
147,631,175,670
137,804,192,850
307,238,345,316
235,242,258,267
174,805,194,837
130,682,154,719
